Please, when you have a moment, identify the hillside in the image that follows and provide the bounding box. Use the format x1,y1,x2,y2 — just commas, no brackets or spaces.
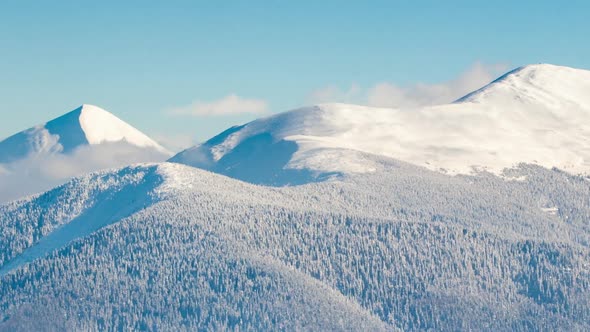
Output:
1,162,589,330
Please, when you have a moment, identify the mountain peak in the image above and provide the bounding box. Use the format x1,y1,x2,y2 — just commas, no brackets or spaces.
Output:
171,64,590,184
74,104,167,152
456,63,590,103
494,63,587,84
513,62,565,72
0,105,170,164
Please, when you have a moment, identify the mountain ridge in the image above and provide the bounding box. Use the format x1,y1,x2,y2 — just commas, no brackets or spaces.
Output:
1,159,589,330
2,63,590,329
455,63,590,104
171,64,590,185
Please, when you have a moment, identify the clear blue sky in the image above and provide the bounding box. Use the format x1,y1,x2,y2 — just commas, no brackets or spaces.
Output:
1,0,588,149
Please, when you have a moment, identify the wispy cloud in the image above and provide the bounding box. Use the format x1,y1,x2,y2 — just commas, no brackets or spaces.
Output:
309,62,509,108
0,143,169,203
167,94,269,116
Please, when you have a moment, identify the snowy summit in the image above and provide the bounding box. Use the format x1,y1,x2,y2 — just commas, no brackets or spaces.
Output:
171,64,590,184
0,104,171,203
0,104,169,163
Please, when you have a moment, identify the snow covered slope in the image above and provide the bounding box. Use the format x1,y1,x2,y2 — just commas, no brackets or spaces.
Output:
1,162,589,330
0,104,169,163
0,104,171,202
2,63,589,330
171,64,590,185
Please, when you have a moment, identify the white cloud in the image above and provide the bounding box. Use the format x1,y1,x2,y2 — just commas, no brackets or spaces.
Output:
168,94,269,116
0,143,170,203
308,62,509,108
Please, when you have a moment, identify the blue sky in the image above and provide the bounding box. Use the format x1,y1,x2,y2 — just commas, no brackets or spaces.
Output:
1,0,588,150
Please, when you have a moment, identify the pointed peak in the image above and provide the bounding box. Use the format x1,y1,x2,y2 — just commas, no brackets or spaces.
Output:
455,63,590,103
79,103,108,112
72,105,170,154
498,63,587,80
78,104,115,118
81,103,98,108
0,104,171,163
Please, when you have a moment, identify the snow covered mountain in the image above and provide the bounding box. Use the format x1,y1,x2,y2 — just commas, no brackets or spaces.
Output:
0,162,589,330
1,64,590,330
171,64,590,185
0,104,169,163
0,104,171,202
